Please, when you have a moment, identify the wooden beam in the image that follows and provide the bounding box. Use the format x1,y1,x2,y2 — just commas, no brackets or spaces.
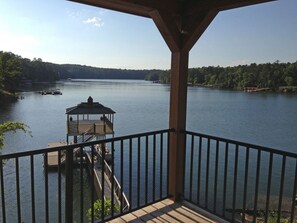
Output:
168,49,189,201
68,0,154,18
70,0,275,19
182,9,218,52
149,9,181,52
213,0,276,11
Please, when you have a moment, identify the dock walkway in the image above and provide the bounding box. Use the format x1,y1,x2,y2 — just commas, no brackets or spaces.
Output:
85,152,129,210
85,153,113,200
45,142,129,211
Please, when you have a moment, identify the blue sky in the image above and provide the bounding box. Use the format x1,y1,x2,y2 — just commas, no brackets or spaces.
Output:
0,0,296,69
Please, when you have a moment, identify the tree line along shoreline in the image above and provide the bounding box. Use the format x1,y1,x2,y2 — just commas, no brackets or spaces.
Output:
1,51,297,102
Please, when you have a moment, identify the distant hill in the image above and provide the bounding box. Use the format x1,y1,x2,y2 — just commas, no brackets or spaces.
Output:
1,51,296,96
0,51,165,102
54,64,154,80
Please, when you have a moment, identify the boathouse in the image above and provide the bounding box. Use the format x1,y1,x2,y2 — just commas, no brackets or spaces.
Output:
66,96,115,143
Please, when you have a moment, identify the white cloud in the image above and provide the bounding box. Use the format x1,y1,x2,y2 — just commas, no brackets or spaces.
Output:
83,17,104,28
66,9,82,19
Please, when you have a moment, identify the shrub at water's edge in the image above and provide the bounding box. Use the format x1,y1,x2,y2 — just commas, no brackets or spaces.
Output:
86,199,119,220
0,89,18,103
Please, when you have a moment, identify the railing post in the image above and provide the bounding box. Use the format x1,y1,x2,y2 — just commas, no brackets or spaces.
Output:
65,148,73,223
168,49,189,201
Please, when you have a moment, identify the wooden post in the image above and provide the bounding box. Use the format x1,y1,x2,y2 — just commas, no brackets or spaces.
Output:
168,49,189,201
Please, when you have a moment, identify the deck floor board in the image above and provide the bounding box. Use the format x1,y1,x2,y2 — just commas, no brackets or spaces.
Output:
107,199,220,223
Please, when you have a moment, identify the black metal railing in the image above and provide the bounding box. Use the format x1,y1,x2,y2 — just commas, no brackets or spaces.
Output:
0,129,172,223
184,130,297,223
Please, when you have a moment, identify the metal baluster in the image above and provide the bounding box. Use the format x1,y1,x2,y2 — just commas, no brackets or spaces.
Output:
44,153,49,223
65,148,73,223
129,138,132,210
167,132,170,197
153,134,156,201
253,150,261,223
205,138,210,209
197,136,202,205
189,134,194,202
30,155,36,223
79,147,83,223
100,145,104,221
145,135,148,204
137,137,141,207
277,156,286,223
242,147,250,222
222,142,229,218
264,152,273,223
15,158,21,223
120,140,124,214
213,140,219,213
160,133,163,199
111,141,115,217
0,158,6,223
232,145,239,221
290,159,297,223
58,150,62,223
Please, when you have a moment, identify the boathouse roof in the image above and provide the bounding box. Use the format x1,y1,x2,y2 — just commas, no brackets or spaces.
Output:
66,97,115,115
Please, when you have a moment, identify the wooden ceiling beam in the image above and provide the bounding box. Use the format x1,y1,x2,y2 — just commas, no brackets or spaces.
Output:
182,10,218,52
149,0,275,52
213,0,276,11
149,9,181,52
68,0,155,18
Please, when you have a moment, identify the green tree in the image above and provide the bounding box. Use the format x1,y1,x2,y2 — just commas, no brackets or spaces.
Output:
0,122,31,149
87,199,119,220
159,70,170,84
0,51,22,94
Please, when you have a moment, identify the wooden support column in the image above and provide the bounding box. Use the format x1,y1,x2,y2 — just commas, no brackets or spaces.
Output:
168,49,189,201
150,5,217,203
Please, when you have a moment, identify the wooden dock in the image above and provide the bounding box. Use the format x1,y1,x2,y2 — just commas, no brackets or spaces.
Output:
85,152,130,211
47,142,67,168
46,142,81,168
45,142,129,210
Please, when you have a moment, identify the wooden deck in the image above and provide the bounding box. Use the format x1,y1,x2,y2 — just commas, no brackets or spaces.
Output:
67,120,114,135
46,142,82,168
47,142,67,167
108,199,227,223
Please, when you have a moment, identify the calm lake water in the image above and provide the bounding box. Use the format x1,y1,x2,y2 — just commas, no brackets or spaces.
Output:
1,79,297,153
0,79,297,222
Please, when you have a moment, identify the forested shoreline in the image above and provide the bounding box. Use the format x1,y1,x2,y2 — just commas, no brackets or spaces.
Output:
153,61,297,93
1,51,297,102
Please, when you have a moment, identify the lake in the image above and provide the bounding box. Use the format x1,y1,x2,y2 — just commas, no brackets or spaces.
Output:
1,79,297,154
0,79,297,222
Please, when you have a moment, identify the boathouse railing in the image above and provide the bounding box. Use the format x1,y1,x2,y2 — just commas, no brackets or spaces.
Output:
102,155,129,210
0,128,172,223
184,130,297,223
